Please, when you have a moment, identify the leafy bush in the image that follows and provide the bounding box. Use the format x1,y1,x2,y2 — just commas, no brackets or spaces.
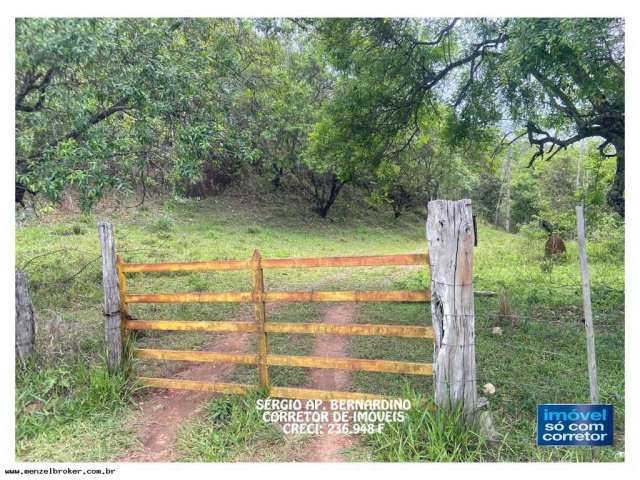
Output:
149,215,175,233
587,212,624,264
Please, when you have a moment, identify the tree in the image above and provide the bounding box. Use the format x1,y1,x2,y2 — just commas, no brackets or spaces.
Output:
15,19,273,210
234,22,337,215
311,18,625,217
369,109,483,218
15,19,341,214
302,19,509,217
15,18,624,219
497,19,625,217
16,19,176,210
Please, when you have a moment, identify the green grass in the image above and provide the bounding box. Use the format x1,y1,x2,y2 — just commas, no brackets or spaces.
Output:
15,188,624,462
362,388,486,462
15,358,139,461
349,221,624,461
176,390,305,462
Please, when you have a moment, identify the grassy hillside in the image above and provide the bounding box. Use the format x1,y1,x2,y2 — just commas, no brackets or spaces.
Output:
15,189,624,462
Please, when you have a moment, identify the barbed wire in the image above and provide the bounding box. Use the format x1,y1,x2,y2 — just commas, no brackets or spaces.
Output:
478,311,624,321
426,376,590,397
476,283,623,295
475,323,623,331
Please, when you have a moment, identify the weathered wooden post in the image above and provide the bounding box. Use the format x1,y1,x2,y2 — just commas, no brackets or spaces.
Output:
98,222,123,373
15,270,36,365
576,205,599,403
251,249,270,391
427,199,477,414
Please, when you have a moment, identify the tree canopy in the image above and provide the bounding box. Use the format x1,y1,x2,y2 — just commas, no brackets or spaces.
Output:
15,17,624,221
310,18,625,216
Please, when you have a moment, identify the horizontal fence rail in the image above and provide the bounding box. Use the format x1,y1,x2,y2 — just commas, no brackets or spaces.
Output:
138,377,394,401
139,377,252,395
265,322,433,338
134,348,433,375
125,320,259,333
125,290,430,304
125,292,252,304
117,250,432,400
121,253,428,273
125,320,434,338
269,386,390,401
136,348,258,365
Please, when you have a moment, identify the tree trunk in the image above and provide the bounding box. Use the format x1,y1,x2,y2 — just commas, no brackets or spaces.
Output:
607,143,624,218
316,176,343,218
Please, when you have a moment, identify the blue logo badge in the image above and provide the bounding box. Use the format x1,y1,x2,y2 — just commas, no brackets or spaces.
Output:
537,404,613,446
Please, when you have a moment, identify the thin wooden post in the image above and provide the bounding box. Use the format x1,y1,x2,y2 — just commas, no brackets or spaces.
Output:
251,249,270,390
427,199,477,414
98,222,123,373
504,147,512,232
576,205,599,403
15,270,35,365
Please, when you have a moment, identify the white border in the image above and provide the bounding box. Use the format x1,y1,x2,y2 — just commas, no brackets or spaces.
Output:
2,1,638,478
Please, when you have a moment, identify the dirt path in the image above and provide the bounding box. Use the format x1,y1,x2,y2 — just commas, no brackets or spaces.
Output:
117,326,251,462
303,303,359,462
118,270,365,463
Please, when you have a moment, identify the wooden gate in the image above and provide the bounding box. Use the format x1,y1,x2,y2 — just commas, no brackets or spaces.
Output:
117,251,433,401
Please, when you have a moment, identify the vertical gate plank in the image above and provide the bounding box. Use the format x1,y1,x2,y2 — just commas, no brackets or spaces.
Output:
426,199,477,414
116,255,129,345
116,255,129,319
98,222,123,373
251,249,270,390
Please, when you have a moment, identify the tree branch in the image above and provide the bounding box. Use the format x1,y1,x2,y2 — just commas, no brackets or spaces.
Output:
422,32,508,90
530,69,582,121
597,140,617,158
413,19,459,46
491,131,527,159
526,121,583,166
453,56,483,108
30,97,132,159
16,67,56,112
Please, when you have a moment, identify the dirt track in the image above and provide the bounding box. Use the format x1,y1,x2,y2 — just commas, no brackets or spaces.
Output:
302,303,359,462
117,328,251,462
118,271,360,462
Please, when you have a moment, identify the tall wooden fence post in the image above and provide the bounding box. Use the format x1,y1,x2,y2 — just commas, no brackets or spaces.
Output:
15,270,36,366
98,222,123,373
251,249,270,391
576,205,599,403
427,199,477,414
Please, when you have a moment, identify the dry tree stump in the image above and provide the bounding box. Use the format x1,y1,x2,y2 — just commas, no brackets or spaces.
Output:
427,200,499,443
15,270,35,365
426,199,477,414
545,233,566,257
98,222,123,373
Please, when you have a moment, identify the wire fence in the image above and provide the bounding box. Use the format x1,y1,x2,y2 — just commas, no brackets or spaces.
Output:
469,277,624,421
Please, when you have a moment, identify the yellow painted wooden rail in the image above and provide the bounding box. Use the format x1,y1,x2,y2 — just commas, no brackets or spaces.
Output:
117,251,432,401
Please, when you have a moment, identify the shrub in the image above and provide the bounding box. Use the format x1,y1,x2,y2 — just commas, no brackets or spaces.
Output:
149,215,175,233
366,387,486,462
